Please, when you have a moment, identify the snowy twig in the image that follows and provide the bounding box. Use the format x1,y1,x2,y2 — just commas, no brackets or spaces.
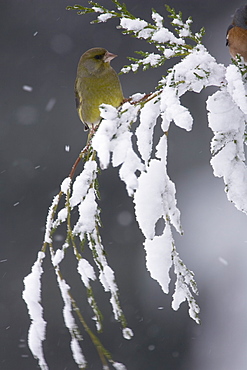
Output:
24,128,130,369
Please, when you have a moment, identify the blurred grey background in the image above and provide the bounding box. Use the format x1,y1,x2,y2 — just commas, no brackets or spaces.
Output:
1,0,247,369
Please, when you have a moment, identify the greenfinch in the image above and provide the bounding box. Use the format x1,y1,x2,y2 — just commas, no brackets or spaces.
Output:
75,47,124,130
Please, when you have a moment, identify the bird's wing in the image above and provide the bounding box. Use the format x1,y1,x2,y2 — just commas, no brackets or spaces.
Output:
75,87,80,110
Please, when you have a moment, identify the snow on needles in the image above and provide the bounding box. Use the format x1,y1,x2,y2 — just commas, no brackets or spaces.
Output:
92,102,143,195
119,16,184,44
134,133,182,240
144,228,172,294
44,194,60,243
70,160,97,208
73,188,98,236
152,10,163,28
169,45,225,95
56,275,86,368
207,78,247,214
156,45,225,132
120,17,148,33
134,157,182,238
136,97,161,164
22,252,48,370
226,64,247,114
77,258,96,289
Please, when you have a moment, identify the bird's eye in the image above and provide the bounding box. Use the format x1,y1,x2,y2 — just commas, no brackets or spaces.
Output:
94,54,103,60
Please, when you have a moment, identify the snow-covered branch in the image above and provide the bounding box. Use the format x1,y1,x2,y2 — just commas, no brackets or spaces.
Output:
23,1,247,368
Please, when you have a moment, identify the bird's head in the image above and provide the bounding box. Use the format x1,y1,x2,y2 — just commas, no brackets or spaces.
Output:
232,5,247,29
78,47,117,75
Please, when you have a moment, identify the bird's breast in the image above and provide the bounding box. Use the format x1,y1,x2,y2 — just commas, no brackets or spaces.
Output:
227,26,247,61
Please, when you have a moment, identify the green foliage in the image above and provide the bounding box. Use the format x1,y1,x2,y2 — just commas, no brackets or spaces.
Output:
232,54,247,79
67,1,205,74
67,0,135,19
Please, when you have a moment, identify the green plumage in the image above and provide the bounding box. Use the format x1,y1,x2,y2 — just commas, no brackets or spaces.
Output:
75,47,124,130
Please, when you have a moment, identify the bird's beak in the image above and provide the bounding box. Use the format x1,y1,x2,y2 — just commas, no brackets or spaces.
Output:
104,51,117,63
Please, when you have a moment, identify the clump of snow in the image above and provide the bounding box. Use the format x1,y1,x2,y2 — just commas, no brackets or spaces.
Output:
73,188,98,236
52,248,65,266
130,93,146,102
158,45,226,133
22,252,48,369
53,208,67,229
112,362,127,370
111,130,133,167
172,250,200,324
134,159,166,239
226,64,247,114
56,276,86,368
138,27,154,39
165,45,225,96
120,17,148,32
61,177,71,193
44,194,60,243
70,160,97,208
163,48,175,58
92,6,104,13
160,86,193,131
99,265,117,294
92,105,119,169
207,90,239,133
121,65,132,74
152,11,163,28
172,18,183,26
98,13,114,22
92,102,143,195
86,228,127,326
136,99,160,164
122,327,134,340
130,63,139,72
118,148,143,196
207,86,247,214
134,157,182,239
77,258,96,288
71,338,86,368
144,228,173,294
142,53,162,67
177,18,193,38
152,28,184,45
